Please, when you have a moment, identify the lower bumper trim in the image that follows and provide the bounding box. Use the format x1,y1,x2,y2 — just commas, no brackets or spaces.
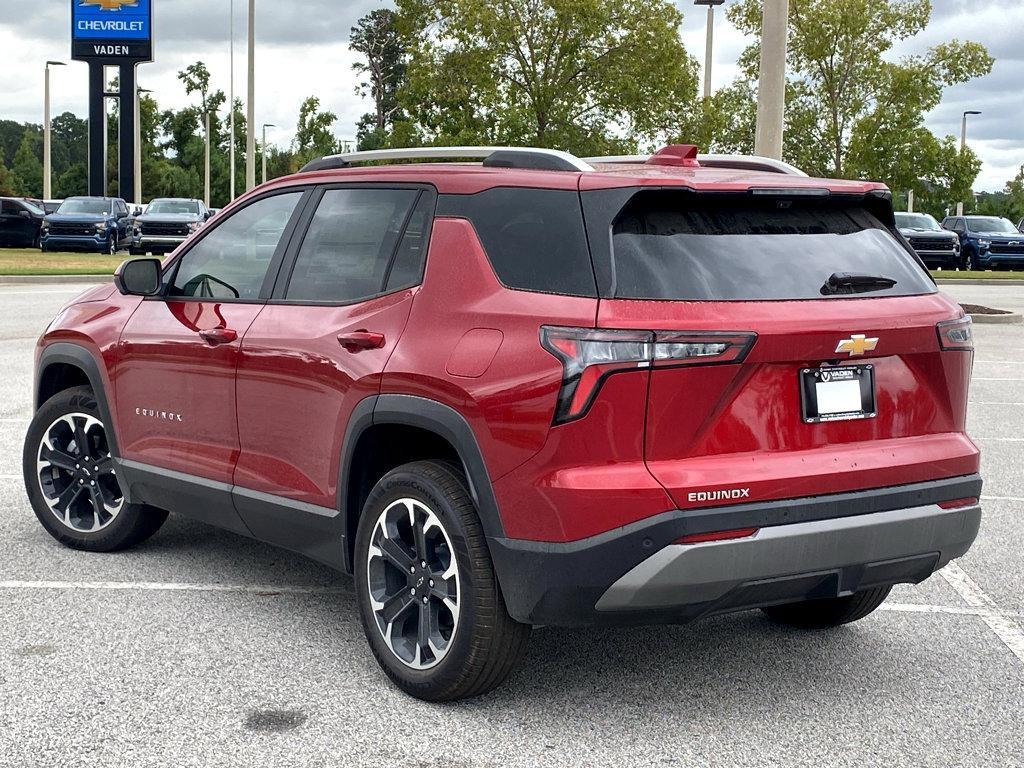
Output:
595,504,980,612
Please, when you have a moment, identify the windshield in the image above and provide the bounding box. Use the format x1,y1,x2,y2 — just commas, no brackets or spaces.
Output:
21,200,45,216
966,216,1018,234
895,213,941,231
610,193,935,301
57,198,111,216
147,199,200,215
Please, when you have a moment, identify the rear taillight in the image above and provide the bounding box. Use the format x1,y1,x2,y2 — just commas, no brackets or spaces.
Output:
937,317,973,351
540,326,756,424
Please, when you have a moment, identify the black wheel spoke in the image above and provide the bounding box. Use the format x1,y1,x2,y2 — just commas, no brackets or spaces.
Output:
54,483,83,515
378,535,414,572
417,601,433,650
380,592,416,625
72,418,90,458
40,445,78,472
413,518,428,562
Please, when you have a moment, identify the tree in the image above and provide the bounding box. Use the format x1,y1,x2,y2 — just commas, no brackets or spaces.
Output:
54,163,87,199
12,132,42,198
723,0,992,178
397,0,700,155
351,9,408,149
294,96,338,166
0,158,18,196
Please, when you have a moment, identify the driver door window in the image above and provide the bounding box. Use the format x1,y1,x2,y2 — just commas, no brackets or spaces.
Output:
169,192,303,300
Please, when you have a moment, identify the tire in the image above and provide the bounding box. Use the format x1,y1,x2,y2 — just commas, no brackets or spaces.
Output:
761,585,892,629
354,460,530,702
23,386,168,552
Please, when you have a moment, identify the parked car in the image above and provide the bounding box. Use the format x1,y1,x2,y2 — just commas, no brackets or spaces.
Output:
0,197,46,247
942,214,1024,270
894,211,961,268
23,145,981,702
131,197,211,256
40,196,135,254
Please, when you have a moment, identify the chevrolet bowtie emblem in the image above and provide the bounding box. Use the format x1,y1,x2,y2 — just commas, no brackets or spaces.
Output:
80,0,138,10
835,334,878,356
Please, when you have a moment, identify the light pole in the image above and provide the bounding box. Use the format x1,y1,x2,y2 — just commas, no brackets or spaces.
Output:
754,0,789,160
204,111,211,207
134,86,152,205
245,0,256,191
694,0,725,99
261,123,275,184
229,0,236,201
956,110,981,216
43,60,66,201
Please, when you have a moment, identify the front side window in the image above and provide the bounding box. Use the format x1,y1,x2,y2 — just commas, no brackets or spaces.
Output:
168,191,303,300
285,188,420,303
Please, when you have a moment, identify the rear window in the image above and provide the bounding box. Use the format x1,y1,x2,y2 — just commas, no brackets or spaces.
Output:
437,188,597,297
610,193,935,301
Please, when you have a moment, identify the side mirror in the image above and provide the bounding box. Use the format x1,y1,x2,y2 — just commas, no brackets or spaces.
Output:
19,210,32,220
114,258,162,297
204,210,213,220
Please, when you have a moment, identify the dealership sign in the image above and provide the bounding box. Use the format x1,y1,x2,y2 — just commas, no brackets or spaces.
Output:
71,0,153,62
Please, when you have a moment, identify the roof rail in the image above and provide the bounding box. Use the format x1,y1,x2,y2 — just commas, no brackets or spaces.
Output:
582,153,807,177
300,146,595,173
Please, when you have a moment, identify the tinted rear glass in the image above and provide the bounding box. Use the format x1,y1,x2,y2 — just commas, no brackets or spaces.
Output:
610,193,934,301
438,188,597,297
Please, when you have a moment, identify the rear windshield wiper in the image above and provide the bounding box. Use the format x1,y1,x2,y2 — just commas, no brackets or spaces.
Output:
820,272,898,296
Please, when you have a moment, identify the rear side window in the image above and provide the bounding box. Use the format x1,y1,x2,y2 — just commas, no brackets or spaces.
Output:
286,188,419,303
439,188,597,296
610,193,935,301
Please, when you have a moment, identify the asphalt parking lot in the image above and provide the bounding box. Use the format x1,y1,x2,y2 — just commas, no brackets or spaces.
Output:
0,281,1022,767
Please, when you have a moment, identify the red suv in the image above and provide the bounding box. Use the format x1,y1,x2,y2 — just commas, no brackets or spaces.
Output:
23,145,981,701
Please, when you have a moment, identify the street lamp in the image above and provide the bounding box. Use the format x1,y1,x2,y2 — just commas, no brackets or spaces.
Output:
134,86,153,205
246,0,256,192
43,60,66,201
694,0,725,100
229,0,236,201
957,110,982,216
261,123,275,184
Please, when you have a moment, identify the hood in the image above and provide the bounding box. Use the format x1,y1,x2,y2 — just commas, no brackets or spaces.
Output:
137,212,202,223
45,212,113,224
899,228,954,238
977,232,1024,240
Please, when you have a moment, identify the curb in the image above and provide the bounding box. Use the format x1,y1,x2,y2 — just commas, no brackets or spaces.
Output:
935,278,1024,286
0,275,112,285
968,312,1023,325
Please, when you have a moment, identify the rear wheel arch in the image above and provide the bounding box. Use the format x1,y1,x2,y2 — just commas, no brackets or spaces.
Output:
339,394,505,573
36,343,120,457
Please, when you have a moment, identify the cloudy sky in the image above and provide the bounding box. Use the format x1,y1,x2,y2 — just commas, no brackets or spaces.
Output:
0,0,1019,190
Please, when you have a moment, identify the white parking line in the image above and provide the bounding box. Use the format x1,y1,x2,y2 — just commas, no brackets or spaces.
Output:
982,495,1024,502
0,579,348,596
938,562,1024,664
972,378,1024,382
0,475,19,481
970,402,1024,406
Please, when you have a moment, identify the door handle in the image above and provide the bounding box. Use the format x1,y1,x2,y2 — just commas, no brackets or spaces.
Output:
199,328,238,345
337,330,386,353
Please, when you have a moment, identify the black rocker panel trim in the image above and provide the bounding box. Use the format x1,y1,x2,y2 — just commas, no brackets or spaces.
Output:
36,343,121,457
233,485,344,569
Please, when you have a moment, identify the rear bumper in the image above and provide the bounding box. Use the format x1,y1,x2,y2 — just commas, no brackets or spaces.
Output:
489,474,982,627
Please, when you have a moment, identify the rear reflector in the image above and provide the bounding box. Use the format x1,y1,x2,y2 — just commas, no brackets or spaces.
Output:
674,527,759,545
937,497,979,510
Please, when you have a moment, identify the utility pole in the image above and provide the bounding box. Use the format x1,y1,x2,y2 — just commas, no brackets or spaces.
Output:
134,86,152,204
245,0,256,191
956,110,981,216
907,189,914,213
261,123,275,184
694,1,725,99
204,111,211,207
229,0,236,201
754,0,788,160
43,61,66,201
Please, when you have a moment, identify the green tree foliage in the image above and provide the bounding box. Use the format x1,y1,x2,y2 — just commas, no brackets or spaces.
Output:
294,96,338,166
0,158,18,196
396,0,699,155
12,133,43,198
351,9,412,150
725,0,993,186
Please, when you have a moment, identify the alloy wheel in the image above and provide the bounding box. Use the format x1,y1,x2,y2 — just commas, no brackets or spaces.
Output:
36,413,123,533
365,498,460,670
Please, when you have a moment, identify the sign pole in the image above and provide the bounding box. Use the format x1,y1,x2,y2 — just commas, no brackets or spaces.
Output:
87,62,105,196
118,63,136,202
